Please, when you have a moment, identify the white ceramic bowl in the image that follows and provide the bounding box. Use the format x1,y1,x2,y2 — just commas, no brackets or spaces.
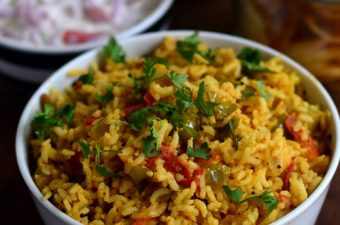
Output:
16,31,340,225
0,0,173,83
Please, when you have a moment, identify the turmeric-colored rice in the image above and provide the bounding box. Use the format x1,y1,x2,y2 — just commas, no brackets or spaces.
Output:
30,34,330,225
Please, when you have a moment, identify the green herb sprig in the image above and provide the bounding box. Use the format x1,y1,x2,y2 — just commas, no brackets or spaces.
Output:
102,37,125,63
32,103,74,139
223,185,279,214
142,123,162,158
237,48,271,74
187,142,212,160
176,32,214,63
96,85,113,104
78,140,123,178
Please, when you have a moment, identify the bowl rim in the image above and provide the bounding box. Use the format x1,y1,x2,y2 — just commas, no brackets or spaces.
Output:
0,0,173,55
16,30,340,225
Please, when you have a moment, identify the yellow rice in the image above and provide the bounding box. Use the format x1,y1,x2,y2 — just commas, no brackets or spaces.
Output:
30,35,331,225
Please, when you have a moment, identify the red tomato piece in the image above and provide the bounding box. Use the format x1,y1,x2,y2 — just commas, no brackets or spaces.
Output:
281,157,296,190
284,113,320,157
143,91,156,106
123,103,146,119
146,146,203,191
83,115,101,125
131,218,154,225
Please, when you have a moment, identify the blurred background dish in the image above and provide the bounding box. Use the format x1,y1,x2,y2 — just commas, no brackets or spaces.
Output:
238,0,340,83
0,0,173,83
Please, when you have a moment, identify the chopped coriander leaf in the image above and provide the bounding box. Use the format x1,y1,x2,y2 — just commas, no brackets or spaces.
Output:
143,124,162,157
223,185,244,204
58,104,74,124
194,82,219,116
175,86,196,113
241,190,279,214
238,47,261,64
176,32,214,63
167,71,188,89
79,140,91,159
102,37,125,63
187,142,212,160
32,103,60,126
152,102,184,128
151,124,160,149
95,164,124,178
242,86,256,98
129,74,144,95
94,144,101,163
227,119,239,150
32,103,74,139
143,57,156,85
34,128,48,140
176,32,200,62
128,107,150,132
152,102,176,113
78,71,94,84
257,80,270,100
152,56,169,65
200,48,215,62
241,61,271,73
223,185,279,214
237,47,271,73
96,86,113,104
94,144,124,178
169,112,185,128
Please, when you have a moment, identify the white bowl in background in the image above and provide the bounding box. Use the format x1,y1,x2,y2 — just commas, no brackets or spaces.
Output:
16,31,340,225
0,0,173,83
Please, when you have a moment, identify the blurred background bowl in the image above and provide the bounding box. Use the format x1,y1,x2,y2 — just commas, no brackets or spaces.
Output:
16,31,340,225
0,0,173,83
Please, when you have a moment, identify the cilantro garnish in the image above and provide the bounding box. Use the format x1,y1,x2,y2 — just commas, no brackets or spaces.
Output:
129,73,144,98
102,37,125,63
96,85,113,104
223,185,244,204
242,190,279,214
257,80,270,100
242,86,256,98
187,142,212,160
152,102,184,127
58,104,74,124
176,32,214,63
167,71,188,89
95,164,124,178
128,102,184,132
128,107,151,132
143,124,162,158
79,140,91,159
227,119,239,150
143,57,156,86
176,32,200,62
79,142,123,178
78,71,94,84
32,103,74,139
223,185,279,214
94,144,123,178
194,82,219,116
175,86,196,113
152,56,169,66
237,48,271,73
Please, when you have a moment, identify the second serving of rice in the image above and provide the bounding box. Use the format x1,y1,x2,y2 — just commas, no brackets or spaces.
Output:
30,33,331,225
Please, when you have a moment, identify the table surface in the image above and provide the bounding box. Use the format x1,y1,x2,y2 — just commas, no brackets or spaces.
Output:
1,1,339,225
